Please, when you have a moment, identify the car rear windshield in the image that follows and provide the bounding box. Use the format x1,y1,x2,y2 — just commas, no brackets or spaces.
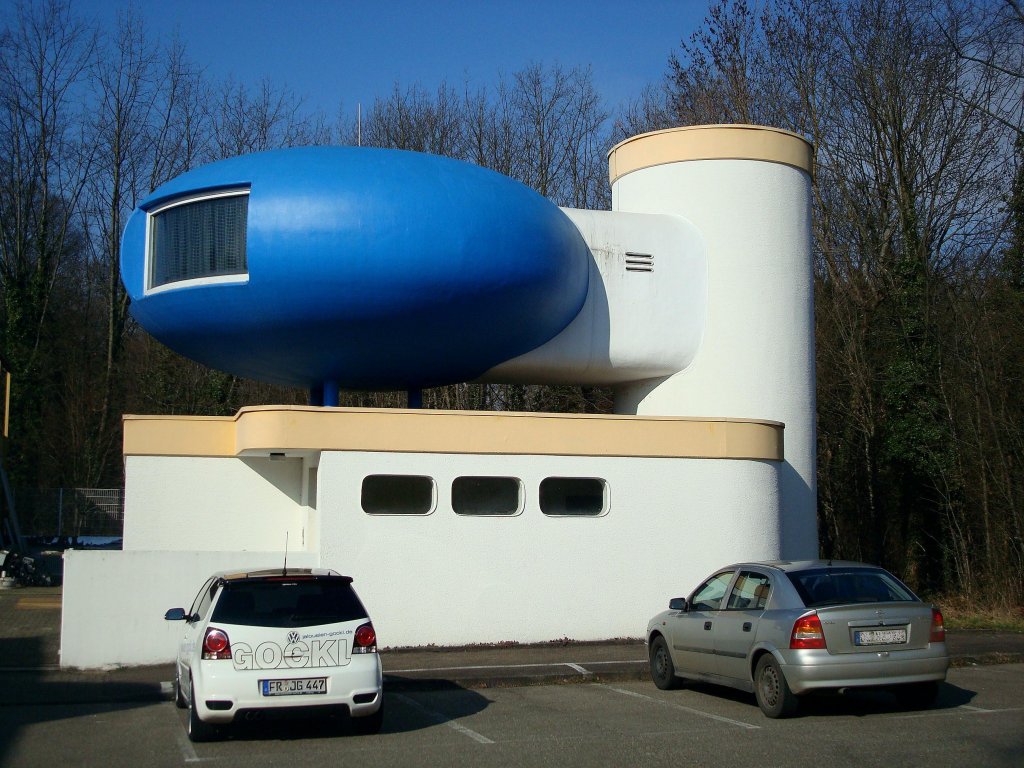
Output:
211,577,368,628
787,568,917,608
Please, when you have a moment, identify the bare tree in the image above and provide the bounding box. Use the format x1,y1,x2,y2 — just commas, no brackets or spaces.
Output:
0,0,94,486
940,0,1024,137
462,80,519,177
510,63,609,208
208,77,329,160
359,82,466,156
67,10,212,486
662,0,1022,603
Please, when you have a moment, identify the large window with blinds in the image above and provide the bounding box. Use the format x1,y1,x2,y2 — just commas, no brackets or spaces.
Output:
148,190,249,290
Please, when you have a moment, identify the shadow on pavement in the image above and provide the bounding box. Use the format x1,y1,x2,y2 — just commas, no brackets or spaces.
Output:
675,678,976,719
795,681,976,718
0,632,48,670
0,635,164,764
189,682,493,743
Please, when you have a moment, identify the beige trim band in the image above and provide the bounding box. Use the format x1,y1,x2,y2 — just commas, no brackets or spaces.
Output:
124,406,784,461
608,124,813,184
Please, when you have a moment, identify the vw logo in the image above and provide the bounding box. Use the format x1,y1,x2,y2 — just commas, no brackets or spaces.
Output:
286,631,300,644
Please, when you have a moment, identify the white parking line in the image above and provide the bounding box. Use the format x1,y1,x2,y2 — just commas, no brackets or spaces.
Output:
599,685,761,730
386,659,646,674
392,692,495,744
893,705,1024,720
173,720,205,763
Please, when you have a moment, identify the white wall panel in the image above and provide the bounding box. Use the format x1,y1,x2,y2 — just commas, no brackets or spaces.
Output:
318,451,781,648
60,549,316,668
122,456,309,552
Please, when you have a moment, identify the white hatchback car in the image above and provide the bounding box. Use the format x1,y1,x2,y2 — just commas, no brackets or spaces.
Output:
165,568,383,741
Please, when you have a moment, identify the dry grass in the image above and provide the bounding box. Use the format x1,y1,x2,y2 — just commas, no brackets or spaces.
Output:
930,594,1024,632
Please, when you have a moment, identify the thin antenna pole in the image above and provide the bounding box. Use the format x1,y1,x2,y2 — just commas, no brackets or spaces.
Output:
3,372,9,438
283,531,289,576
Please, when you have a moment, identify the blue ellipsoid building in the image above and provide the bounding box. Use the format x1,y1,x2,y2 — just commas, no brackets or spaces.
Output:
120,147,590,397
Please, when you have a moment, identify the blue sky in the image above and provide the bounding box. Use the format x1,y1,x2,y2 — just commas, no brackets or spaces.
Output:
72,0,708,119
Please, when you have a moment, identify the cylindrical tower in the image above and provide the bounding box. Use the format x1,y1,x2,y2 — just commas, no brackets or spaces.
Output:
609,124,817,558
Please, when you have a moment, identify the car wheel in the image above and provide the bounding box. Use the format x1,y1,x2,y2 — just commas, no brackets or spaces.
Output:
174,668,187,709
754,654,798,718
352,702,384,735
187,680,218,742
649,636,681,690
894,681,939,710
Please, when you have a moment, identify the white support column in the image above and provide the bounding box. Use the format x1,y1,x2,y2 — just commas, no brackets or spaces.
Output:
609,125,818,558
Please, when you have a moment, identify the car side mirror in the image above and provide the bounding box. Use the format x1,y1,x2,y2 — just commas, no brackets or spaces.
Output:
164,607,188,621
668,597,688,612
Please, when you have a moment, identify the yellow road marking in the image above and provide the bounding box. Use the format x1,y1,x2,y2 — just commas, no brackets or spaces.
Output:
16,597,62,610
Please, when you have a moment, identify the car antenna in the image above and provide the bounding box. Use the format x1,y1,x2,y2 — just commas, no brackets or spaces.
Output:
283,532,289,576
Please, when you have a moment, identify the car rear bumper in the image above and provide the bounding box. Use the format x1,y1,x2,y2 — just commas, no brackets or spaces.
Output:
779,644,949,694
193,655,383,725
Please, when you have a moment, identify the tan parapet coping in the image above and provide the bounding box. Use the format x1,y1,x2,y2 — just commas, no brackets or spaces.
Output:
123,414,236,457
124,406,784,461
608,124,813,184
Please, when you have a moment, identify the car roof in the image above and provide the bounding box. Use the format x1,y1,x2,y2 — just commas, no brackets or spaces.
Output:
205,567,352,582
724,560,888,574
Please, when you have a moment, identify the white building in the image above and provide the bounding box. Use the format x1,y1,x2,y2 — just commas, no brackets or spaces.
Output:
61,124,817,668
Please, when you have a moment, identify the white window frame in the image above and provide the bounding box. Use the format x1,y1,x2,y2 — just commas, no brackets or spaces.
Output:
361,474,438,516
451,476,525,517
144,188,251,295
539,476,609,517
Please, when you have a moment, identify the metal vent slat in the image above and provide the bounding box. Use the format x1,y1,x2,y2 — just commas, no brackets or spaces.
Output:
625,252,654,273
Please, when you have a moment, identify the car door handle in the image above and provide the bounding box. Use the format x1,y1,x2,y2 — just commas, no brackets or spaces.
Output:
704,621,712,631
743,622,752,632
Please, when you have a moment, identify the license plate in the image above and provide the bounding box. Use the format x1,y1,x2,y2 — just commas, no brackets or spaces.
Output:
261,677,327,696
854,628,907,646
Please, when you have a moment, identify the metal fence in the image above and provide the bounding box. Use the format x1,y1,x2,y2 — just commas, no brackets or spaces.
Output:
14,487,124,539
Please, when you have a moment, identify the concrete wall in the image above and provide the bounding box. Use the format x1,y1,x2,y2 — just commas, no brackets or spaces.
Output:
61,549,316,668
63,439,783,667
123,455,313,552
318,450,783,648
482,209,707,385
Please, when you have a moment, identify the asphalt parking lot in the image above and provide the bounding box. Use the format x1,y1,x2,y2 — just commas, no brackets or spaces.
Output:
1,664,1022,767
1,586,1022,766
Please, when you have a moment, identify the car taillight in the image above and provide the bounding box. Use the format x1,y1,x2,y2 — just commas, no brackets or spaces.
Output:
790,613,826,649
353,622,377,654
202,628,232,660
929,607,945,643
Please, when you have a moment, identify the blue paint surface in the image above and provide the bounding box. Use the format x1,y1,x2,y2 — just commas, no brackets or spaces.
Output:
121,147,589,391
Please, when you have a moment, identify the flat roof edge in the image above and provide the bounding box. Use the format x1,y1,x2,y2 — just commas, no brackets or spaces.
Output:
608,124,813,184
123,406,784,461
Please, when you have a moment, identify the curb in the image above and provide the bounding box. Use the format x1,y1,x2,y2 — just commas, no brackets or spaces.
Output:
0,652,1019,704
950,652,1024,668
385,661,651,692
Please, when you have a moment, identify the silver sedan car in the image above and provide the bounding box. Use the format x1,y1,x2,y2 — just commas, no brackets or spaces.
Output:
646,560,949,717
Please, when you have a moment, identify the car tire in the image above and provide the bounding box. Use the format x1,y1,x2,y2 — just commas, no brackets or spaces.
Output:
649,636,681,690
754,654,799,718
894,681,939,710
174,668,187,709
187,680,218,742
352,702,384,735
